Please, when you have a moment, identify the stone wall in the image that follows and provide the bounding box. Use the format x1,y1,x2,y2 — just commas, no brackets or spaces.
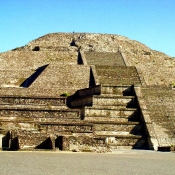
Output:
0,32,174,152
0,51,78,69
95,65,141,86
30,63,90,92
84,51,125,66
135,86,175,149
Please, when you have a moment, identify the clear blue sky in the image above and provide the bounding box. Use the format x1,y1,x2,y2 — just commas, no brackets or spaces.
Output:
0,0,175,57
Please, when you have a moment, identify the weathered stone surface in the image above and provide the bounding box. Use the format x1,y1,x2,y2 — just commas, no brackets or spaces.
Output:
92,95,134,106
85,107,138,118
0,96,66,105
0,32,174,151
95,65,141,86
85,51,125,66
135,86,175,148
0,109,80,119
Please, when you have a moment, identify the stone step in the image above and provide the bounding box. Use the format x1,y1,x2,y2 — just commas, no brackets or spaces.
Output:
93,122,143,136
67,92,135,108
0,117,87,131
0,116,34,122
36,121,142,135
39,123,93,133
93,95,134,106
0,104,69,110
101,85,134,96
0,115,82,125
16,130,53,150
0,108,80,119
102,136,146,149
0,96,66,106
95,94,134,98
99,79,141,86
0,51,78,70
0,121,38,131
88,135,146,149
0,70,34,87
95,66,141,86
0,87,79,97
34,117,82,123
83,115,140,122
30,64,90,90
94,134,142,139
94,131,141,136
60,134,146,151
85,107,138,118
84,51,125,66
86,105,137,110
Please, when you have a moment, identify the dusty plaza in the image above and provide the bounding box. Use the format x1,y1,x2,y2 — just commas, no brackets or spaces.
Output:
0,150,175,175
0,33,175,153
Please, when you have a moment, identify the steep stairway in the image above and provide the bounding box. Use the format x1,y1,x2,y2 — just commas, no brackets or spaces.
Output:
84,51,125,66
138,87,175,148
86,64,146,149
95,65,141,86
82,85,147,149
65,64,148,151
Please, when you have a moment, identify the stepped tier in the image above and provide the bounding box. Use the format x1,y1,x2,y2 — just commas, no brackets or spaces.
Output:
0,87,78,97
30,64,90,90
136,87,175,147
1,33,167,151
0,51,78,69
95,66,141,86
0,70,34,87
92,95,135,106
0,96,66,105
0,64,91,96
84,51,125,66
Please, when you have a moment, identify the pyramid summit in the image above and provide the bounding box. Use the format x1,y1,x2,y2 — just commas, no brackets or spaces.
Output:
0,32,174,152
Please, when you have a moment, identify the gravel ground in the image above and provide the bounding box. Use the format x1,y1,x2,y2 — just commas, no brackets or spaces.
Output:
0,150,174,175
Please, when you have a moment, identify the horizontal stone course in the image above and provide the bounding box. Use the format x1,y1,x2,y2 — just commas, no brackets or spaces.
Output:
85,107,137,118
0,121,37,131
62,135,146,151
0,70,34,87
0,87,78,97
83,116,138,123
84,51,125,66
17,131,53,149
101,85,134,95
95,66,141,85
92,95,134,106
0,96,66,106
136,86,175,147
0,51,78,69
0,109,80,119
30,64,90,90
1,33,160,151
40,124,93,133
93,123,141,133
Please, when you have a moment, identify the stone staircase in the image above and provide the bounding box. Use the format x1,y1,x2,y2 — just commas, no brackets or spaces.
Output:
82,85,147,150
62,59,148,151
95,65,141,86
0,95,83,150
0,47,150,152
137,87,175,148
1,33,174,152
84,51,125,66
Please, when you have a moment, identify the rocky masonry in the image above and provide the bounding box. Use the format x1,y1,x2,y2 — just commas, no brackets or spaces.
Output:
0,33,174,152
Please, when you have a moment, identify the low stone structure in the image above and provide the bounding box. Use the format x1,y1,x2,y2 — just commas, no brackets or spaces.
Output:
0,32,174,152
